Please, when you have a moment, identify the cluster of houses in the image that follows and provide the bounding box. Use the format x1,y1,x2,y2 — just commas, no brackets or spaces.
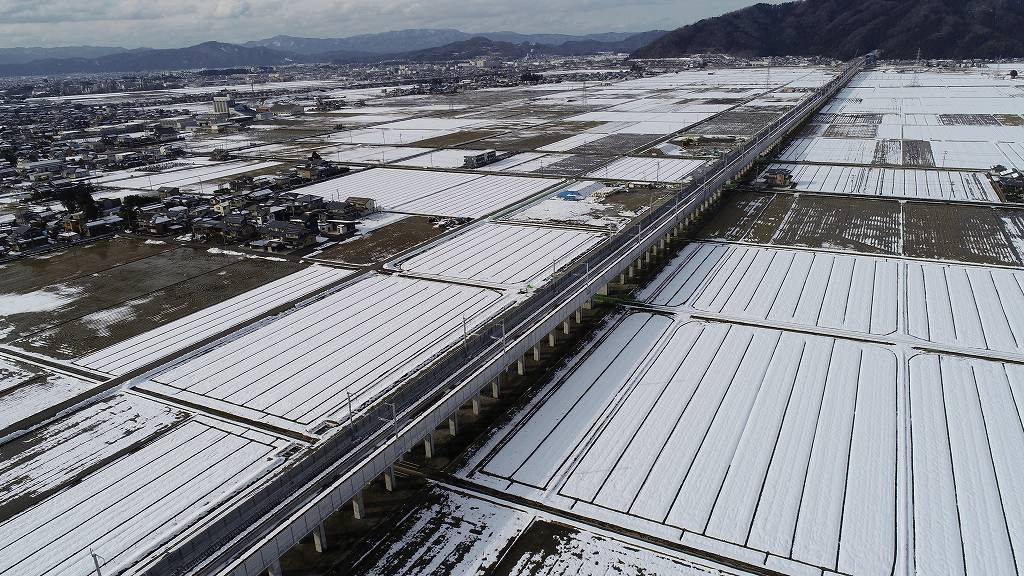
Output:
135,186,376,252
0,186,377,259
0,197,125,256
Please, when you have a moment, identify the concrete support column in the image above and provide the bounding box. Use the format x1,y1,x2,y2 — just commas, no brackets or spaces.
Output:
532,345,540,362
267,559,284,576
583,299,593,310
597,284,608,296
384,465,397,492
547,332,556,348
618,272,626,284
448,412,459,436
423,431,436,459
352,490,365,520
471,393,482,416
628,262,635,278
575,308,583,323
562,320,571,335
313,522,328,553
517,358,525,375
490,379,500,399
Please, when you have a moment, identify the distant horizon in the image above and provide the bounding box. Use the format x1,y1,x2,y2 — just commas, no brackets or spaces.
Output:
0,0,786,50
0,28,654,52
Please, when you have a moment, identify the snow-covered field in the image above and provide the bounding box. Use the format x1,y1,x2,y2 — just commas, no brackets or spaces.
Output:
323,128,453,146
0,357,95,432
292,167,560,218
763,162,998,201
585,156,706,182
779,137,879,165
642,242,899,337
565,110,716,128
313,143,432,164
76,265,352,376
475,152,577,174
91,160,281,192
908,353,1024,576
397,222,604,287
538,133,608,152
506,193,636,230
643,241,1024,357
466,313,899,576
0,392,287,576
142,274,507,431
395,148,504,169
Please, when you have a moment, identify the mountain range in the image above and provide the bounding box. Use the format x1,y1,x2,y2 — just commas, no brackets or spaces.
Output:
0,46,143,65
4,0,1021,79
0,28,664,77
243,29,645,55
632,0,1024,60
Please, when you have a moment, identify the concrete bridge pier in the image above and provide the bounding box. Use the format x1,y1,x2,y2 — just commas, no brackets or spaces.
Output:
313,522,328,553
448,412,459,436
423,431,436,459
351,491,365,520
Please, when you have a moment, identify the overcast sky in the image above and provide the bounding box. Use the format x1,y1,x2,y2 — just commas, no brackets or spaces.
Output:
0,0,782,49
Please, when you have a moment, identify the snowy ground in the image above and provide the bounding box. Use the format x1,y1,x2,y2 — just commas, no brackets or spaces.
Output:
90,160,281,193
395,148,506,169
0,392,289,576
75,265,352,376
312,144,433,164
355,487,745,576
291,167,561,218
464,313,899,576
141,274,509,432
584,156,706,183
0,356,95,433
475,152,577,175
762,162,999,202
396,222,604,288
642,241,1024,358
3,65,864,576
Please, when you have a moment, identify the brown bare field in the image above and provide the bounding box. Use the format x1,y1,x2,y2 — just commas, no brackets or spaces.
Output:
316,216,460,265
17,257,304,359
703,193,902,255
462,131,576,151
904,203,1021,266
0,236,171,295
698,191,774,241
410,130,500,148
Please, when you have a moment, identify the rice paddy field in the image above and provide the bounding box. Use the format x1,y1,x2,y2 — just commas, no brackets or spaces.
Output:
21,63,1024,576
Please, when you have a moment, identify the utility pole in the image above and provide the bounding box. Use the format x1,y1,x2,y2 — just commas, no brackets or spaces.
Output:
911,48,922,87
347,391,354,428
90,549,103,576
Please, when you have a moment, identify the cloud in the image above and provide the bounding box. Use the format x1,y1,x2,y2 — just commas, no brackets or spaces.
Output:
0,0,784,48
208,0,253,18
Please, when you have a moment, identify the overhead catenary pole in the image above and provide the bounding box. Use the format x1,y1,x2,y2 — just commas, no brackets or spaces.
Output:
347,391,354,428
90,548,103,576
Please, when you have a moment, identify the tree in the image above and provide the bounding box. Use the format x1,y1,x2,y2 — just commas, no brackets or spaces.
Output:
56,184,98,219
